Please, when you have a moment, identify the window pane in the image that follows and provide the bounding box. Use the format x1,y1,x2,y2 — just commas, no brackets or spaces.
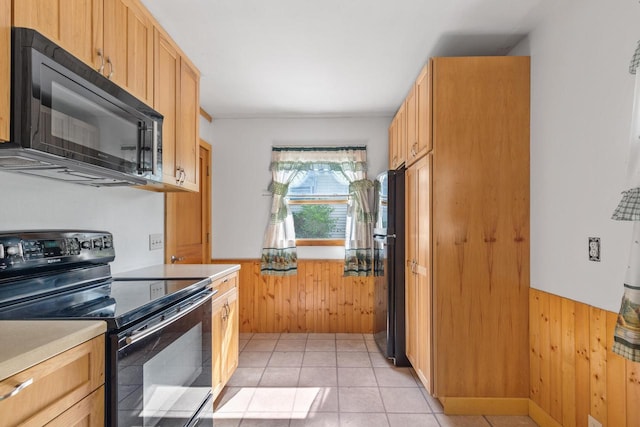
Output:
290,203,347,239
289,169,349,199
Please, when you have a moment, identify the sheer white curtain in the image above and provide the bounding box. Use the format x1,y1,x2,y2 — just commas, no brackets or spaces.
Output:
260,146,373,277
260,150,303,276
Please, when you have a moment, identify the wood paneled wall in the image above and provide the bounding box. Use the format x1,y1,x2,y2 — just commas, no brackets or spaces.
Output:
530,288,640,427
212,259,374,333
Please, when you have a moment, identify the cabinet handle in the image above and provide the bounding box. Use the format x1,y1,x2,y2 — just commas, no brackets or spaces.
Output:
411,142,418,157
176,167,186,185
0,378,33,401
96,49,105,74
106,57,114,79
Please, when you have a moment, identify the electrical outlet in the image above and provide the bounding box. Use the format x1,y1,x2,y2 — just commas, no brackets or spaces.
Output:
149,281,166,299
149,233,163,251
588,415,602,427
588,237,600,262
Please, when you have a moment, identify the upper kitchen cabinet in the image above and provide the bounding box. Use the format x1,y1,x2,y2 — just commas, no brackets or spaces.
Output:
406,62,432,166
153,27,200,191
389,102,406,170
12,0,103,70
13,0,154,106
177,57,200,191
0,0,9,142
103,0,154,105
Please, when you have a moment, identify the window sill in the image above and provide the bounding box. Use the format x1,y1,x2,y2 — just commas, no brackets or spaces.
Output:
296,239,345,247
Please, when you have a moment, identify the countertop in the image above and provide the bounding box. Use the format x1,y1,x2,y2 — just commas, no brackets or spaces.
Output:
0,320,106,381
113,263,240,281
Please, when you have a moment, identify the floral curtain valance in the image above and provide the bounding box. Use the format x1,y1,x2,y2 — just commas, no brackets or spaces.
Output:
260,146,374,277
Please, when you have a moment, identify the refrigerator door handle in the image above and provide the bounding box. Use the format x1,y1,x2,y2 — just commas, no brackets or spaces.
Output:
387,234,397,239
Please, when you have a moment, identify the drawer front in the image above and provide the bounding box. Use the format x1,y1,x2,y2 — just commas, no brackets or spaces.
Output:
46,386,104,427
212,272,238,295
0,335,105,427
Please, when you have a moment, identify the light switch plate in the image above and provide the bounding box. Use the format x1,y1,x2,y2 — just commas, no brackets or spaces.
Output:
149,233,164,251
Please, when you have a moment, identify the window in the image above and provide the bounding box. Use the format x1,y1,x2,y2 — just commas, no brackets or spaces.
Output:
288,165,349,246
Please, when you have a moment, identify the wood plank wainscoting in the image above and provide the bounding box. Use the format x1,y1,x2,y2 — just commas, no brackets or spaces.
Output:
529,288,640,427
211,259,374,333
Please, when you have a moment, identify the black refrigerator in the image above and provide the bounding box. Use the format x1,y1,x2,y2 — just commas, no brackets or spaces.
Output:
373,168,408,366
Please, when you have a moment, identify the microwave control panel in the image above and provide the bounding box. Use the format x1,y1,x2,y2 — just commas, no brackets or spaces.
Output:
0,231,115,273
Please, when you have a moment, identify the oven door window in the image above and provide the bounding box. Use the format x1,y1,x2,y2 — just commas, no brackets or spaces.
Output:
117,300,212,427
37,63,143,174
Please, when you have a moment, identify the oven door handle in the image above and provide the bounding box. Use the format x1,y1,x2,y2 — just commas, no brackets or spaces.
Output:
124,289,217,346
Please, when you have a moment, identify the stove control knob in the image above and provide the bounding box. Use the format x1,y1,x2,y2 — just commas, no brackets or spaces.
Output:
81,241,92,250
6,246,19,256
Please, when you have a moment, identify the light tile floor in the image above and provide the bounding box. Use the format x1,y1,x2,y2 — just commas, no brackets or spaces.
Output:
206,333,539,427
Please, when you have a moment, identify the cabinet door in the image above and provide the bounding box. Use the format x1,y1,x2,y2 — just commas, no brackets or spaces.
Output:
405,84,418,165
405,154,432,393
12,0,103,72
415,62,432,159
211,297,225,400
153,29,180,184
177,58,200,191
222,288,239,383
103,0,153,105
0,0,9,141
414,154,432,393
396,103,407,168
405,162,418,369
388,118,397,170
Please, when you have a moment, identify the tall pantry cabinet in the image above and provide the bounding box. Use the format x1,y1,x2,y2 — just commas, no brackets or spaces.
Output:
401,56,530,410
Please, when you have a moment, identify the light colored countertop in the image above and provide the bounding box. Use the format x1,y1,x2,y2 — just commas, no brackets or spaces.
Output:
0,320,106,381
113,264,240,281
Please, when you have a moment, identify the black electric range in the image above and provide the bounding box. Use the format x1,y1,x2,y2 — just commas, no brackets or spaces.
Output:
0,230,215,427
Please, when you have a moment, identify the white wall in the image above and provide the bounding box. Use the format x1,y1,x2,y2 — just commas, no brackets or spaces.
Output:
510,0,640,311
209,117,390,259
0,171,164,273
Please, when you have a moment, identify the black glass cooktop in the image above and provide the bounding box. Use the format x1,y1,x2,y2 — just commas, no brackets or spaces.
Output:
0,270,211,330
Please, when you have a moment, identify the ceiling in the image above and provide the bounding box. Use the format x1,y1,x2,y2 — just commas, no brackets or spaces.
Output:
141,0,552,119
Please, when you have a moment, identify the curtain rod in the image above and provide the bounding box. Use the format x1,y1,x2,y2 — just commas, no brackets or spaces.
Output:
271,145,366,152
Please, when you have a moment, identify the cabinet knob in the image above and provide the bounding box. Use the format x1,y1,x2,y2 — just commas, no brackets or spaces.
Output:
170,255,185,264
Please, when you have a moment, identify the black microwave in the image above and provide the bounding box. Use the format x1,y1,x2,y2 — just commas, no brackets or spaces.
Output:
1,28,163,186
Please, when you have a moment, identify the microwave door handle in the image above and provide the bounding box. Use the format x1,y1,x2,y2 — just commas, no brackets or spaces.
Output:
152,120,158,176
137,121,144,173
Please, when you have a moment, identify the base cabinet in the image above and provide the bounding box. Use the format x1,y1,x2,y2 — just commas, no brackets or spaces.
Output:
211,273,239,401
0,335,105,427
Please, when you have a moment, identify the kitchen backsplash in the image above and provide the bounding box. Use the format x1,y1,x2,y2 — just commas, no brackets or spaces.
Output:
0,170,164,273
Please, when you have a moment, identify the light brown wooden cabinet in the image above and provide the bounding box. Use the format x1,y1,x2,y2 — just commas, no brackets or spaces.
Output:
389,102,406,170
13,0,154,106
401,57,530,405
153,28,200,191
103,0,154,106
0,335,105,427
405,153,432,393
406,62,431,166
0,0,9,142
211,272,239,401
